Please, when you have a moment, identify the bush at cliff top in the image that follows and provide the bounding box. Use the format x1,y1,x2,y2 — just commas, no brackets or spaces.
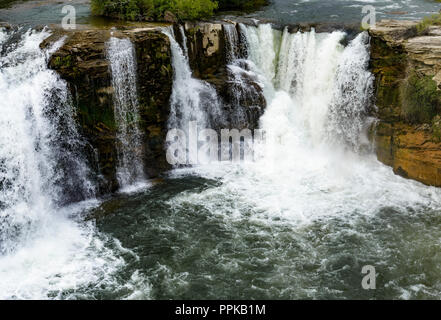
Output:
91,0,267,21
91,0,218,21
218,0,268,11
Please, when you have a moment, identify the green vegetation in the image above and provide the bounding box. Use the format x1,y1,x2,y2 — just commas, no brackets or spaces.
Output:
416,12,441,34
401,71,441,123
217,0,268,11
0,0,28,9
91,0,217,21
91,0,267,21
53,55,73,68
432,115,441,141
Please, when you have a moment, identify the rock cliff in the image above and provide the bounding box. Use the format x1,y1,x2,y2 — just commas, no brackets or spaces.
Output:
46,27,173,193
369,20,441,186
45,22,266,193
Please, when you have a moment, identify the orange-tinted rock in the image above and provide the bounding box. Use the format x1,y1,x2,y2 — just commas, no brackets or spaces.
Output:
369,20,441,187
375,122,441,186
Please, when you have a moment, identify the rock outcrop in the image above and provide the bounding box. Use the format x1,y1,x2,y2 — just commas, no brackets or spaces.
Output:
369,20,441,186
46,27,173,193
177,21,266,130
44,21,266,193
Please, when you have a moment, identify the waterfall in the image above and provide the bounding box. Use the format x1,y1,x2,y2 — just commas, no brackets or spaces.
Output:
241,24,374,150
223,24,240,63
327,32,374,150
178,25,188,58
162,27,224,131
0,28,96,254
223,23,265,129
0,28,123,299
162,27,226,165
106,37,146,189
242,24,279,85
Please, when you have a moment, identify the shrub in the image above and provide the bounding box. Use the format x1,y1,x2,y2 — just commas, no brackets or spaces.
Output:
416,12,441,34
401,71,441,123
217,0,268,11
90,0,267,21
171,0,218,20
91,0,218,21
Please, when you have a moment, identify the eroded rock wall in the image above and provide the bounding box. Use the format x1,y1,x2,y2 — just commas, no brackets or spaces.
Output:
46,22,266,194
369,20,441,186
48,27,173,193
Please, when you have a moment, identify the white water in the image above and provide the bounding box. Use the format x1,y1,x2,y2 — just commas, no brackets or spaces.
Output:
169,24,441,234
326,32,375,150
2,23,441,299
165,27,441,299
162,27,225,132
106,37,146,190
0,28,127,299
224,24,240,63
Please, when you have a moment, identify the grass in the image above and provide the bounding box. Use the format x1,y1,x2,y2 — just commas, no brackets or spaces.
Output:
416,12,441,34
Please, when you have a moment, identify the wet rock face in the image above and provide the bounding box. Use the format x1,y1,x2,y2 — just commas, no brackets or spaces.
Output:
369,20,441,186
182,22,226,79
48,28,173,194
48,30,118,194
178,22,266,130
132,29,174,178
47,22,266,194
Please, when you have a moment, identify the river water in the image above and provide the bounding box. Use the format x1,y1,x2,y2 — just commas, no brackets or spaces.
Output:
1,0,440,26
1,1,441,300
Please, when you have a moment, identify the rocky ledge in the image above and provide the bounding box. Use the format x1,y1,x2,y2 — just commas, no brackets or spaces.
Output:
44,26,173,193
44,22,266,193
369,20,441,187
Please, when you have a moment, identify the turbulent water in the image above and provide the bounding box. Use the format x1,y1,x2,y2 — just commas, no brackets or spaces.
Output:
242,0,441,24
1,0,440,28
2,22,441,300
90,24,441,299
106,37,146,190
0,28,145,299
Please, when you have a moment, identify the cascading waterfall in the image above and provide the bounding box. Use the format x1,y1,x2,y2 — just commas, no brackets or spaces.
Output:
0,28,96,254
223,24,240,63
0,28,124,299
106,37,146,189
223,24,265,129
164,27,441,299
175,24,388,223
0,21,438,299
178,25,189,58
242,24,279,86
162,27,224,131
162,26,226,165
241,24,374,150
326,32,375,150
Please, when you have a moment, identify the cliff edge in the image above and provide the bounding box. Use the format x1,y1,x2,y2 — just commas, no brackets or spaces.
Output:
370,19,441,186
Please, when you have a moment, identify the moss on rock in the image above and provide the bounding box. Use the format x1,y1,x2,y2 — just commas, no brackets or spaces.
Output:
400,71,441,123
